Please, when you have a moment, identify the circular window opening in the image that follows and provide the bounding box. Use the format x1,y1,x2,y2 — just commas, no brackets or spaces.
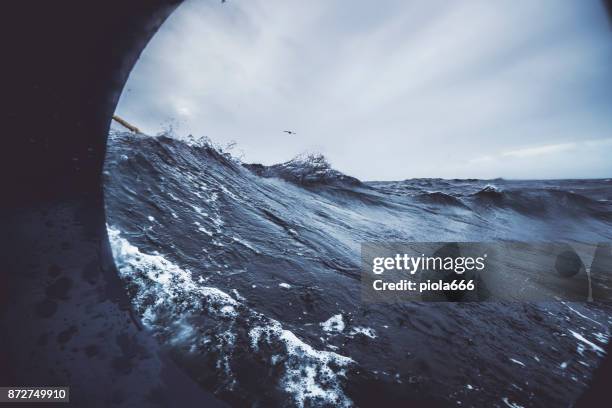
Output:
104,1,612,406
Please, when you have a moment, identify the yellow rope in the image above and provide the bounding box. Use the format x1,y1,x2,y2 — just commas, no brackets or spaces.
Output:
112,115,141,133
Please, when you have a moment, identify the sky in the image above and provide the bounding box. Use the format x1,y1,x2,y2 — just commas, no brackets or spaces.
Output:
115,0,612,180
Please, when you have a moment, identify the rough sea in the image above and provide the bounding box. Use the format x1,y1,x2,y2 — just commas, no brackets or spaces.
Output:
104,131,612,407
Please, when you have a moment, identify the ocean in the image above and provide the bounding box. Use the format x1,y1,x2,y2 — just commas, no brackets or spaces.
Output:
104,131,612,407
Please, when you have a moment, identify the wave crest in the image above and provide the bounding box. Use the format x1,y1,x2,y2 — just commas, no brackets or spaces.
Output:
244,153,362,187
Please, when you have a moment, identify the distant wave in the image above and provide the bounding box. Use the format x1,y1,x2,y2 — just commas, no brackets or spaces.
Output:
469,184,612,220
244,153,362,187
415,192,470,209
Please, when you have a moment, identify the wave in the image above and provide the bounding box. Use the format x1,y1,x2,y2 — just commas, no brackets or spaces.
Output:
415,192,470,209
104,131,612,407
469,185,612,220
244,153,362,187
108,226,354,407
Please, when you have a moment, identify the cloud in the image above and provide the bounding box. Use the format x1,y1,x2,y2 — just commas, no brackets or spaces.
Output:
467,138,612,179
116,0,612,180
501,143,577,158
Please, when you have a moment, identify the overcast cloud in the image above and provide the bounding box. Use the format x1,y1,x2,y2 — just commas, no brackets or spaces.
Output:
115,0,612,180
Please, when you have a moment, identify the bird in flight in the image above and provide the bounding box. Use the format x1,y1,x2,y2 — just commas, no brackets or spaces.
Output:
283,130,296,135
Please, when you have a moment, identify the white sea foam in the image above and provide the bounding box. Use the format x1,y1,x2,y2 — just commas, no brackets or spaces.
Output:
593,332,609,344
231,289,246,302
218,184,239,201
250,321,354,407
349,327,377,339
232,236,260,254
509,358,525,367
108,226,237,323
502,397,524,408
321,314,345,333
569,330,605,354
481,184,502,193
198,226,214,236
108,226,353,406
191,205,209,217
562,302,603,327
